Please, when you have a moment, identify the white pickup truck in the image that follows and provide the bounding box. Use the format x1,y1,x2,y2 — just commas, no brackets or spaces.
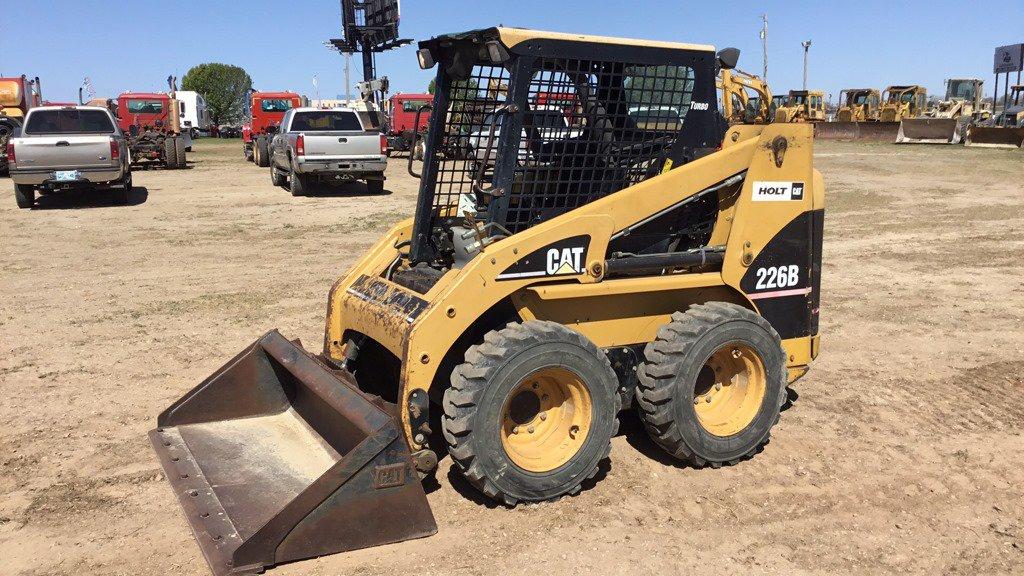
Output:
269,107,387,196
7,106,131,208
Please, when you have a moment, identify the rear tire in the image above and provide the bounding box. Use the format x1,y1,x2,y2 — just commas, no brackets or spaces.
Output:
255,137,270,167
288,169,307,196
366,178,384,195
443,321,620,506
15,183,34,209
113,171,132,205
636,302,786,468
175,136,187,168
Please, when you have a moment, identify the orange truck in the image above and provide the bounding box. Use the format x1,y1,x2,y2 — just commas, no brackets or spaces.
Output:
1,75,43,174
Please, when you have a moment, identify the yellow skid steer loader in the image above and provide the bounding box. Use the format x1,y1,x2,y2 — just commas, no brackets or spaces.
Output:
151,27,825,576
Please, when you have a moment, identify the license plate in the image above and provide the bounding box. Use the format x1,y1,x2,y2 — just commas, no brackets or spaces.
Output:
53,170,80,182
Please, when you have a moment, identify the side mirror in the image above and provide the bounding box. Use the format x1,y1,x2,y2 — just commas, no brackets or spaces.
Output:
417,48,435,70
717,47,740,71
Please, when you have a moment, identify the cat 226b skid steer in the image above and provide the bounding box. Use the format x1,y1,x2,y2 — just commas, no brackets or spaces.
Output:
150,27,824,576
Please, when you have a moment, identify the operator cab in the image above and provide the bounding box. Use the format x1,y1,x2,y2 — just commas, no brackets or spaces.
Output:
409,27,728,271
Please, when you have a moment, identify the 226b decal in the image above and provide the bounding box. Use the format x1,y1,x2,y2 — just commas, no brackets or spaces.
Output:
754,265,800,290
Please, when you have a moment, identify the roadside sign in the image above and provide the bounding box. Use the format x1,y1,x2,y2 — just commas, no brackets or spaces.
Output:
994,44,1023,74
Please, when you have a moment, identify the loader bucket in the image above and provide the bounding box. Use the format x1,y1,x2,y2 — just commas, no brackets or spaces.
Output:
964,126,1024,149
149,330,437,576
896,118,961,144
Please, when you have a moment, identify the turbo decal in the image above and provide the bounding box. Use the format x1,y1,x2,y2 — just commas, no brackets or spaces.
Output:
497,235,590,281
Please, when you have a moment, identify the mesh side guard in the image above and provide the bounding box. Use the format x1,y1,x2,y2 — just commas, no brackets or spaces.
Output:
150,330,437,576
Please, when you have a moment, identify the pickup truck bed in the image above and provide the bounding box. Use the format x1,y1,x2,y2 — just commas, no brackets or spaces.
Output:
8,106,131,208
270,107,387,196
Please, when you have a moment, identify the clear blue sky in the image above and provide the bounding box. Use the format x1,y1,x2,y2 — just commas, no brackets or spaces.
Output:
3,1,1022,105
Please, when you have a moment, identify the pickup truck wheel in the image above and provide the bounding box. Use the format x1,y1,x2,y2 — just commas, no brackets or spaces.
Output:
163,137,178,169
113,172,132,205
367,179,385,195
270,164,285,187
175,137,187,168
289,169,307,196
255,137,270,167
15,184,35,209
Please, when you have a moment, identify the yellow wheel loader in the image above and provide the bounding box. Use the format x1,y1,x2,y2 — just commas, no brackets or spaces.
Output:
898,78,989,144
773,90,827,123
151,27,824,576
816,88,899,141
965,85,1024,149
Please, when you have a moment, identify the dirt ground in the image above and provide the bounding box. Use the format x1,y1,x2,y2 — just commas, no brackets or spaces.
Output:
1,139,1022,576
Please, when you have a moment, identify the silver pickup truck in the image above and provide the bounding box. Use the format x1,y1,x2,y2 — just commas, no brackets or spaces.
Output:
269,107,387,196
7,106,131,208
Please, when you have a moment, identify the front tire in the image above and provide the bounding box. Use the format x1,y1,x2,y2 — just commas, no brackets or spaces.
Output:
443,321,620,506
15,183,34,209
636,302,786,468
270,164,285,187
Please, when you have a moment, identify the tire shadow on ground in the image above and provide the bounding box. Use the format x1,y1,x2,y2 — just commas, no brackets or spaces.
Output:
30,186,149,209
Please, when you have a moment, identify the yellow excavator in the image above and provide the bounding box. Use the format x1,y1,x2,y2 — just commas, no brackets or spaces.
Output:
719,68,772,124
898,78,989,144
150,27,824,576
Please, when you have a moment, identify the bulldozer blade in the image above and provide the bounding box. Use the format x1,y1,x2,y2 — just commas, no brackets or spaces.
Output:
814,122,900,141
964,126,1024,149
814,122,860,140
149,330,437,576
896,118,961,144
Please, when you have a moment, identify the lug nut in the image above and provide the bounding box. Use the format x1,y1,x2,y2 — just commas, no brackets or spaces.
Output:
512,426,519,435
715,383,722,391
732,348,741,359
527,426,535,434
539,412,547,421
705,395,713,403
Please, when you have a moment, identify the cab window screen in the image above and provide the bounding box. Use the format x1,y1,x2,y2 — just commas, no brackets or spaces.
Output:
290,111,362,131
126,100,164,114
260,99,293,112
25,109,115,134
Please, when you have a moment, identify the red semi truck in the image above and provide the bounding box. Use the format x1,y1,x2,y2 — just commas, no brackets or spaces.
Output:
0,75,43,174
243,91,304,167
116,91,189,169
385,92,432,157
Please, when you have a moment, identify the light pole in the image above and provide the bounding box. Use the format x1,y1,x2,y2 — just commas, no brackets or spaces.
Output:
760,14,768,81
801,40,812,90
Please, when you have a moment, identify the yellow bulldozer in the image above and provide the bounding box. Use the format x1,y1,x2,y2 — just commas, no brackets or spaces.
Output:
965,84,1024,148
816,88,901,140
719,68,773,124
150,27,825,576
898,78,990,144
774,89,827,123
879,85,928,122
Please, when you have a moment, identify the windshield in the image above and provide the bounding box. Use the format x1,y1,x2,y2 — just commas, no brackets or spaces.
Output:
260,99,293,112
401,99,432,112
290,111,362,131
25,109,115,134
849,92,869,105
125,99,164,114
945,80,975,100
790,94,808,105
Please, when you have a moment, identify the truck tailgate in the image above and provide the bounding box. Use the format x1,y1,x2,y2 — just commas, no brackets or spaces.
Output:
14,136,115,171
301,132,381,158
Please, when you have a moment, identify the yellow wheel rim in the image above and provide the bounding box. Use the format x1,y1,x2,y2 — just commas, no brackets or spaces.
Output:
693,343,767,437
500,367,592,473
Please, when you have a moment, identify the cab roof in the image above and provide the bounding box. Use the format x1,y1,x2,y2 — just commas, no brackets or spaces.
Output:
425,27,715,53
119,92,169,100
253,92,302,98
